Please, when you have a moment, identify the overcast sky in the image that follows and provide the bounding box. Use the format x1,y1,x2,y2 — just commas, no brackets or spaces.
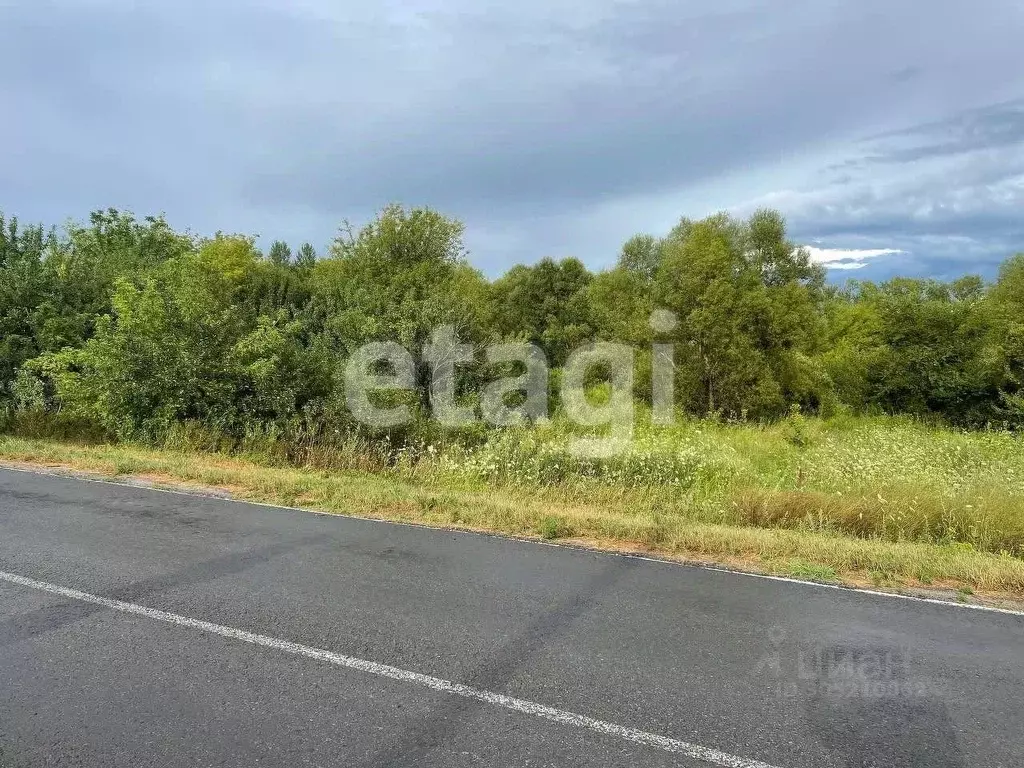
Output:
2,0,1023,280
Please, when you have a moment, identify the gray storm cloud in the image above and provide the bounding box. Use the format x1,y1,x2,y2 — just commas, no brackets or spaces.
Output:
1,0,1022,278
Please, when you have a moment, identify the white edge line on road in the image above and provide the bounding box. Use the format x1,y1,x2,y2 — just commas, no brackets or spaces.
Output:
0,568,782,768
2,463,1024,618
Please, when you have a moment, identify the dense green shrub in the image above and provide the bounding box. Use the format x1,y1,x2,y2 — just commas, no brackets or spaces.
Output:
1,203,1023,454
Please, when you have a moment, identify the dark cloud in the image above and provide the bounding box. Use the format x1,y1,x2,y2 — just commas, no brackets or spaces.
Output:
1,0,1022,275
770,98,1024,281
864,100,1024,164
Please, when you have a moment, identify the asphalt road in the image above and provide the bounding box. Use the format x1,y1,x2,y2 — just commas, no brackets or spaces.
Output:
0,467,1021,768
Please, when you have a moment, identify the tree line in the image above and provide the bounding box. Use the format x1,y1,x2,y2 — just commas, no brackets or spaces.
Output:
1,204,1022,449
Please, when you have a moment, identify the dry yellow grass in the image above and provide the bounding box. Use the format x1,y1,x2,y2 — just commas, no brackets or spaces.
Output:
2,434,1023,605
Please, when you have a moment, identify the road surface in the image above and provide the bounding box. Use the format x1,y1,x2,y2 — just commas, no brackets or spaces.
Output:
0,467,1021,767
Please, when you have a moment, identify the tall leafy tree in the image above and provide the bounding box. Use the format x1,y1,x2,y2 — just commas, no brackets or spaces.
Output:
489,257,593,367
617,234,664,284
30,235,328,439
0,214,49,402
309,205,486,354
654,210,827,418
268,240,293,266
828,277,995,423
987,254,1024,424
35,209,194,353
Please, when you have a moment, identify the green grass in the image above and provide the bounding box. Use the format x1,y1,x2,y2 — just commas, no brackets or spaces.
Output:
537,515,573,540
2,413,1024,602
427,413,1024,556
783,560,841,583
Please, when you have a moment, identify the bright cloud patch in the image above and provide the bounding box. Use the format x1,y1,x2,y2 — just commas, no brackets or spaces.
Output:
803,246,902,270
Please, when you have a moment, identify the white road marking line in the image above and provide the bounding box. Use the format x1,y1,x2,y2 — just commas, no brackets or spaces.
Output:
3,463,1023,617
0,569,783,768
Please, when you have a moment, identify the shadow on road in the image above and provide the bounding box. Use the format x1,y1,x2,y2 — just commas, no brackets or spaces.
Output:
0,536,321,648
352,558,637,767
801,642,964,768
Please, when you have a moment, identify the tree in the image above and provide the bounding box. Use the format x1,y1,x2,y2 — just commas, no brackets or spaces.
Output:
30,235,329,439
587,267,652,345
309,205,483,352
653,210,827,418
821,277,997,423
295,242,317,271
986,254,1024,424
489,257,593,367
617,234,663,283
268,240,293,266
302,205,489,422
34,209,194,353
5,200,1024,443
0,214,49,403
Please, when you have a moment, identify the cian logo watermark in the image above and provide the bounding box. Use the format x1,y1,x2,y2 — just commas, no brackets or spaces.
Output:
752,627,945,700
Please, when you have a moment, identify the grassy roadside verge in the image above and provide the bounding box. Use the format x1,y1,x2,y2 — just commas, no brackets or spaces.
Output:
2,434,1023,608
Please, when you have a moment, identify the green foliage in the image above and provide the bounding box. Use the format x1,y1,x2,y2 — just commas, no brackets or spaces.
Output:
537,515,571,540
784,560,840,583
0,209,194,406
783,404,813,449
295,242,317,271
987,254,1024,426
45,209,195,351
267,240,292,266
1,202,1024,461
427,413,1024,556
23,236,329,440
0,214,49,397
617,233,664,283
587,267,653,345
653,210,827,419
489,257,593,367
822,276,1000,425
309,205,485,354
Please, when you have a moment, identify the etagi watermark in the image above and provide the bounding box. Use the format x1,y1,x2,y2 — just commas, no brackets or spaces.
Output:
344,310,680,458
